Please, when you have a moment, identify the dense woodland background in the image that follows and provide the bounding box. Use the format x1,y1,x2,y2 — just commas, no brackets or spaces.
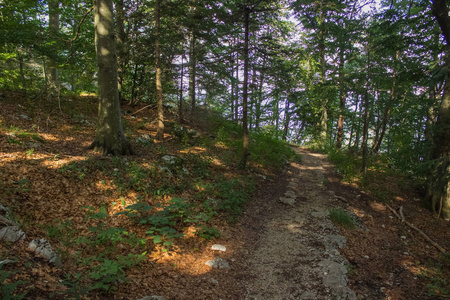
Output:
0,0,450,298
1,0,449,217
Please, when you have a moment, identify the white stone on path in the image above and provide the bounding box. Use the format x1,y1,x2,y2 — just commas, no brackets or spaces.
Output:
211,244,226,252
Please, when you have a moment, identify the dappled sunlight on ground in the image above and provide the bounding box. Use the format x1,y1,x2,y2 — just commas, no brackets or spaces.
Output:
369,201,387,212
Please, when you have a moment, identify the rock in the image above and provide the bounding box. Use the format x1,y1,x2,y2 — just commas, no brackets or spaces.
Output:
208,278,219,285
158,166,173,177
318,259,357,300
28,239,62,267
20,114,31,120
256,174,267,180
287,182,298,189
311,208,329,218
161,155,179,165
335,196,347,202
300,291,317,299
207,197,220,209
211,244,226,252
205,257,230,269
279,197,295,206
0,203,9,215
323,235,347,251
0,226,26,242
139,296,166,300
284,190,296,199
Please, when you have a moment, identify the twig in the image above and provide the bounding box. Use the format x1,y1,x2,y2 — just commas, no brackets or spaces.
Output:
399,205,405,223
0,215,19,227
64,6,94,64
386,204,446,253
132,104,155,116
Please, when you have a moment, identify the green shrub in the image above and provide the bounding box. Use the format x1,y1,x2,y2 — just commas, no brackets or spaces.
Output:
0,262,28,300
329,208,355,229
249,131,296,169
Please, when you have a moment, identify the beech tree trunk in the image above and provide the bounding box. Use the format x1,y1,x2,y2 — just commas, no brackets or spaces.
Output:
429,0,450,218
89,0,131,155
116,0,125,100
47,0,59,93
318,6,328,148
155,0,164,140
336,48,345,149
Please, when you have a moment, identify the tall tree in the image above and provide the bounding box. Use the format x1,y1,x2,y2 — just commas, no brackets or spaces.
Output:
239,5,250,169
47,0,59,94
155,0,164,140
89,0,131,155
428,0,450,219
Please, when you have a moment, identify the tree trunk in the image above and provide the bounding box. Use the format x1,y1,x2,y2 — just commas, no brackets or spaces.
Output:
155,0,164,140
90,0,131,155
429,0,450,218
361,42,372,173
189,32,196,111
47,0,59,94
361,91,370,173
17,48,27,98
318,5,328,148
179,55,184,123
283,91,290,142
348,97,359,148
336,48,346,149
116,0,125,100
235,54,239,120
255,58,266,130
239,7,250,170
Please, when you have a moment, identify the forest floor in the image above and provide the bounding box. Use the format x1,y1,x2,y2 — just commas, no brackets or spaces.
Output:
0,91,449,299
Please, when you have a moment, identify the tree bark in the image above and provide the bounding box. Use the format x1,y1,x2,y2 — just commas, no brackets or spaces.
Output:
47,0,59,94
239,7,250,170
116,0,125,100
283,91,290,142
155,0,164,140
361,90,370,173
179,55,184,123
189,31,196,111
336,48,346,149
429,0,450,218
318,4,328,148
89,0,131,155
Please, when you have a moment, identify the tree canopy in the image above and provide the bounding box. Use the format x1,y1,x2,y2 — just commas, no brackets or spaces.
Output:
0,0,449,217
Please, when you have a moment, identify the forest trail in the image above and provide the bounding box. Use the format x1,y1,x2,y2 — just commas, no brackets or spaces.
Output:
231,148,356,300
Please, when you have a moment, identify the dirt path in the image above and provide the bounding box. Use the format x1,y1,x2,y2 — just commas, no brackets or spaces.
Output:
237,148,356,300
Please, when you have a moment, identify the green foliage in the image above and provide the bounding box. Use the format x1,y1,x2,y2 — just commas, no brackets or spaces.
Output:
67,206,146,295
0,261,28,300
195,225,221,240
249,131,297,169
328,149,361,182
182,152,212,178
329,208,355,229
46,220,76,245
117,198,193,250
419,252,450,299
3,125,44,145
215,177,254,221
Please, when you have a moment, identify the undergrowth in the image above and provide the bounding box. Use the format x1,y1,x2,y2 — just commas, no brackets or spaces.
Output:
329,208,355,229
0,95,297,298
